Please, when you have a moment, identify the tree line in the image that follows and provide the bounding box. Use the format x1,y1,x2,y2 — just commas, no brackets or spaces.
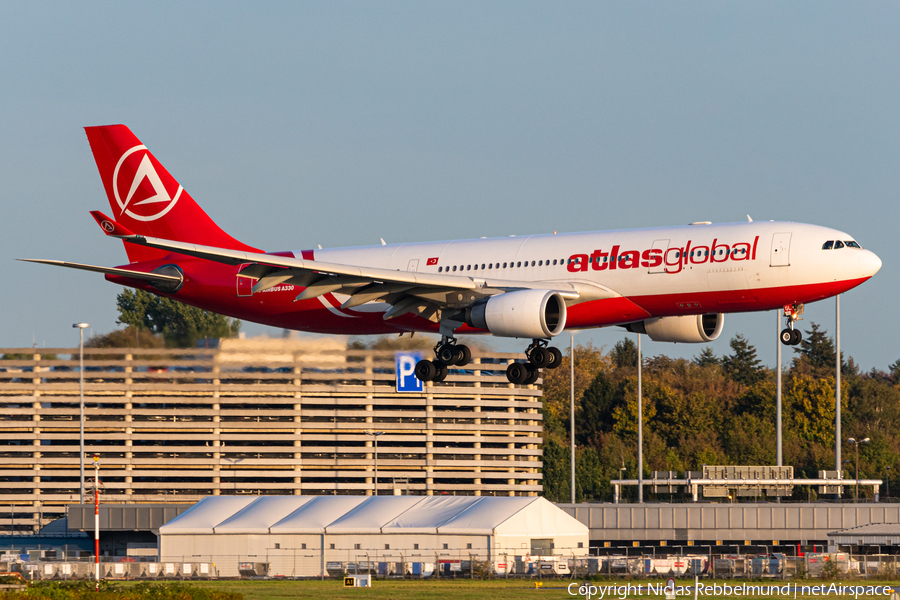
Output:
540,324,900,503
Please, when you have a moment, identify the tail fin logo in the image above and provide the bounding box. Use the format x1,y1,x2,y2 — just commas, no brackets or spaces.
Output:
112,145,183,222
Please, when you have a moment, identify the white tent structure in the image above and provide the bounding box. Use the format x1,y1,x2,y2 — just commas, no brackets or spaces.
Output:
159,495,588,577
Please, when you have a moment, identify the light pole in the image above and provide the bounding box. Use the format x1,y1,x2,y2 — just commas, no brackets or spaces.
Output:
847,437,870,502
775,311,782,468
73,323,89,504
637,334,643,504
570,332,575,504
92,453,100,592
887,466,891,498
367,431,385,496
223,457,243,494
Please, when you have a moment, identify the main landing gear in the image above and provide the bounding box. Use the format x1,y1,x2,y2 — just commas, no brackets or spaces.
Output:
505,339,563,385
780,303,805,346
414,336,472,383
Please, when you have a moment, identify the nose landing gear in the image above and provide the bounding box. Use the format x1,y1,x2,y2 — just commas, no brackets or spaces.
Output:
414,336,472,383
505,339,563,384
779,303,805,346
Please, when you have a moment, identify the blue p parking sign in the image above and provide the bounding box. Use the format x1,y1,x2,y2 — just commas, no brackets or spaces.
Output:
395,352,424,392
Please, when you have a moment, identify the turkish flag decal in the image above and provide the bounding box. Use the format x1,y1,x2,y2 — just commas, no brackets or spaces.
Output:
426,257,439,266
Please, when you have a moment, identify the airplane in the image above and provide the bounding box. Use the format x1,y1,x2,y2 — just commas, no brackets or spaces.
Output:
21,125,882,384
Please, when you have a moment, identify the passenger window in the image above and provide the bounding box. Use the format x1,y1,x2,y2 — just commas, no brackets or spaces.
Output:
438,266,442,272
488,263,492,269
503,262,507,268
531,261,535,267
473,264,478,270
481,264,485,269
553,259,557,265
517,262,521,267
846,241,861,248
538,260,543,266
467,265,471,270
822,241,834,250
834,241,845,249
452,266,457,272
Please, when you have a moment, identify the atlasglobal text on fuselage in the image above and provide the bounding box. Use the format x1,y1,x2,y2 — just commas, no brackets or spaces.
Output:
564,237,760,273
21,125,882,384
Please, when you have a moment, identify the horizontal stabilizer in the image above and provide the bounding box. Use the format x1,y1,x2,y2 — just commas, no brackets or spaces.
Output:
17,259,182,284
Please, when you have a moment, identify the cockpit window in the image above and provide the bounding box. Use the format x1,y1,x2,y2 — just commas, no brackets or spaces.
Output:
834,240,845,249
822,241,834,250
845,241,861,248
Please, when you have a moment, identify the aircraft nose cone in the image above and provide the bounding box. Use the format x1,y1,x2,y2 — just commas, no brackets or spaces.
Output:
858,249,882,278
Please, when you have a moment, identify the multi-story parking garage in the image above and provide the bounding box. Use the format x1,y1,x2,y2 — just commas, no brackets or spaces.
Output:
0,338,543,534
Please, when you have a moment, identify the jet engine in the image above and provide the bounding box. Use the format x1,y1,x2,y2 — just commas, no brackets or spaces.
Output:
464,290,567,339
626,313,724,343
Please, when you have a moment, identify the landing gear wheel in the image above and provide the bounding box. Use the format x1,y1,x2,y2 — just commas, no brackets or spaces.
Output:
415,360,437,382
454,345,472,366
529,347,551,369
432,364,449,383
437,345,457,364
523,366,539,385
780,329,794,345
506,362,529,385
546,347,563,369
790,329,802,346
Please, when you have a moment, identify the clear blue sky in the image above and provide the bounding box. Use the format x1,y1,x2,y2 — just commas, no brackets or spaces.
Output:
2,2,897,370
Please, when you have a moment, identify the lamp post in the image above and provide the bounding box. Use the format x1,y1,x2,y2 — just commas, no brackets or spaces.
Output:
887,466,891,498
637,334,643,504
847,437,870,502
367,431,385,496
73,323,89,504
570,332,575,504
92,453,100,592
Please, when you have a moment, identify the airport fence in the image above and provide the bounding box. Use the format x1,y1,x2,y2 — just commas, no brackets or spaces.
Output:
2,551,897,581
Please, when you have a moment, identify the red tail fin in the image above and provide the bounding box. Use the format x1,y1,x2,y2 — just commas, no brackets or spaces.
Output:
84,125,260,263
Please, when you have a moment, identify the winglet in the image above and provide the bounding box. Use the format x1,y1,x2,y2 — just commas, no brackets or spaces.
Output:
90,211,136,237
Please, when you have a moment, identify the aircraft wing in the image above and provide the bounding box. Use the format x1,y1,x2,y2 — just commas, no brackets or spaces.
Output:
87,212,614,323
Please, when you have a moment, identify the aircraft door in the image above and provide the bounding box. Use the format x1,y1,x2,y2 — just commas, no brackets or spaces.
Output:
770,233,792,267
648,239,670,274
237,263,255,297
407,259,419,272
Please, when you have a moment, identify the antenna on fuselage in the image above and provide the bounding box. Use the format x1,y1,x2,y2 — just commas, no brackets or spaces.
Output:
747,215,753,222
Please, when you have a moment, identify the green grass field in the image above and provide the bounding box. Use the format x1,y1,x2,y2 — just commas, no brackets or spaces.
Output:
123,579,900,600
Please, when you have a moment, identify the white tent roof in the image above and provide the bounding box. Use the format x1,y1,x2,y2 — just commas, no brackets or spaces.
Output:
159,496,257,535
491,497,586,537
381,496,483,534
325,496,423,534
438,497,537,535
158,495,587,538
269,496,368,534
214,496,314,534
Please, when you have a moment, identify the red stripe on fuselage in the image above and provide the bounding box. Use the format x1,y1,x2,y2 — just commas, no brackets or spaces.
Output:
105,253,872,335
626,277,870,320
